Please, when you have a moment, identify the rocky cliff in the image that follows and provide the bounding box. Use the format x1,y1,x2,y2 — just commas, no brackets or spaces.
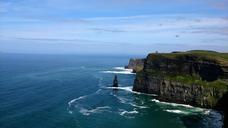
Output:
132,50,228,125
125,58,145,73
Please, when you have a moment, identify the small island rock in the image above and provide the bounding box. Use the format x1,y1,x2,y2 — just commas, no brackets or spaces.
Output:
113,75,118,87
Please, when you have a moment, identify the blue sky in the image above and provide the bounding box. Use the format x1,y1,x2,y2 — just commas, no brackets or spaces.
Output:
0,0,228,55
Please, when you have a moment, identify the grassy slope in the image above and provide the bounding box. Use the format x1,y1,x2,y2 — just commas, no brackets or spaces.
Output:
145,50,228,90
155,50,228,66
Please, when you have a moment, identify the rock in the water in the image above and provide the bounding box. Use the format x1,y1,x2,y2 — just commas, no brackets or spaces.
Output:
113,75,118,87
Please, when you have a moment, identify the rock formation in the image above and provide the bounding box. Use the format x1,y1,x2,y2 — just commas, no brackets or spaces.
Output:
131,50,228,127
113,75,118,87
125,58,145,73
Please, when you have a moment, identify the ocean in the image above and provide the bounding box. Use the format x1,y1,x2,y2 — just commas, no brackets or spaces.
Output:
0,54,223,128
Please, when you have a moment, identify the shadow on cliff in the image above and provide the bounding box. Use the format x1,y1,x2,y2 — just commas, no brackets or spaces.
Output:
181,115,206,128
180,92,228,128
215,92,228,128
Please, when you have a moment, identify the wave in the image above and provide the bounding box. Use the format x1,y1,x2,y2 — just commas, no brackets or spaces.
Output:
112,94,148,109
129,103,148,109
79,106,111,116
120,110,138,116
150,99,221,116
165,109,190,115
112,93,149,110
95,89,102,94
101,71,135,75
68,95,87,107
68,110,73,114
113,67,132,71
68,88,102,107
151,99,194,108
206,110,223,127
113,94,129,104
105,86,132,91
104,86,157,96
100,67,135,75
119,108,139,116
113,67,124,70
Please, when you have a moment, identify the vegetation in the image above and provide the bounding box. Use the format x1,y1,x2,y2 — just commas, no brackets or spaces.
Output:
135,50,228,109
165,74,228,90
138,68,228,90
149,50,228,66
137,50,228,90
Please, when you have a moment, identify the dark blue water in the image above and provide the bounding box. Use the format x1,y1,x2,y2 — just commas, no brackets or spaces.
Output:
0,54,223,128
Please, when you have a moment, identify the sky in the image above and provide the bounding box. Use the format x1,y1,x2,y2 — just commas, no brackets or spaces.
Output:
0,0,228,55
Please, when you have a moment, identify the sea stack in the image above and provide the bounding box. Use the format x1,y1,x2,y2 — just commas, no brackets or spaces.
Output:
113,75,118,87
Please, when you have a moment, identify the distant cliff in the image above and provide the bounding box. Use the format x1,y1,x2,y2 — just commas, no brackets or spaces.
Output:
132,50,228,126
125,58,145,73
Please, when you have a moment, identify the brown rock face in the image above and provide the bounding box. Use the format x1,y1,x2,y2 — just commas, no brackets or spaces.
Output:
133,51,228,108
125,58,145,73
143,53,227,82
133,74,226,108
132,51,228,127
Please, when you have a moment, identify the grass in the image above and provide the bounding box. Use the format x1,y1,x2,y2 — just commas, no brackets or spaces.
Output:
138,50,228,90
148,50,228,66
138,69,228,90
166,74,228,90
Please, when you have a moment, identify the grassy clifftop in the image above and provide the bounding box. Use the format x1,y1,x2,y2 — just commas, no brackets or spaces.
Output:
133,50,228,111
149,50,228,66
143,50,228,90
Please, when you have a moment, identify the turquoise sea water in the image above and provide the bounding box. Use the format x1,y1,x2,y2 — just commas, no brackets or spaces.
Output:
0,54,223,128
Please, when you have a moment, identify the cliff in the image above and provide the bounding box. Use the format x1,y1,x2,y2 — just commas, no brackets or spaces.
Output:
132,50,228,126
125,58,145,73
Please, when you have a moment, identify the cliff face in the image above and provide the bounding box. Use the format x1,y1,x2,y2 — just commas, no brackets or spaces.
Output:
134,74,226,108
133,51,228,108
143,53,228,81
125,58,145,73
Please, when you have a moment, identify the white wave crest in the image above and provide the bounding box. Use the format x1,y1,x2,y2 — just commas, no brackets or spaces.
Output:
150,99,193,108
68,95,87,106
165,109,190,114
151,99,160,103
101,67,135,75
104,86,157,96
119,109,139,116
112,94,148,109
113,67,132,71
150,99,215,115
129,103,148,109
101,71,135,74
68,110,73,114
104,86,133,92
79,106,111,116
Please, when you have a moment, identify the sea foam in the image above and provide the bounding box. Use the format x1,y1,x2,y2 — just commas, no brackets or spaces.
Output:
101,67,135,75
151,99,193,108
119,108,139,116
68,95,87,106
165,109,190,114
104,86,157,96
79,106,111,116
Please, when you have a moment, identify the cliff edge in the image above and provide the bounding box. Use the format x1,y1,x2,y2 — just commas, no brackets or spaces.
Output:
125,58,145,73
132,50,228,126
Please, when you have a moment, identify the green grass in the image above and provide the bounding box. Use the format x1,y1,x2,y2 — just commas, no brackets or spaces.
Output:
148,50,228,66
165,74,228,90
138,69,228,90
139,50,228,90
